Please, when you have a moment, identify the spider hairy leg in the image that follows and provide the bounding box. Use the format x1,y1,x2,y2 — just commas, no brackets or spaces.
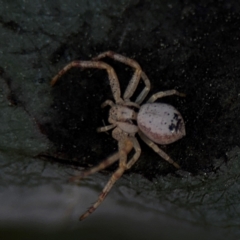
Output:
97,124,116,132
147,90,186,103
138,131,180,169
92,51,150,103
124,137,141,169
50,60,122,103
101,100,115,108
92,51,140,70
80,136,141,221
135,71,151,104
69,152,119,181
79,166,125,221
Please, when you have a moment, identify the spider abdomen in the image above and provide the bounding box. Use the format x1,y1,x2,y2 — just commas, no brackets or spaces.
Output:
137,103,185,145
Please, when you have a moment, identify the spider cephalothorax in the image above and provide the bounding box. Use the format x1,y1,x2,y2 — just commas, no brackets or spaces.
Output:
51,51,185,221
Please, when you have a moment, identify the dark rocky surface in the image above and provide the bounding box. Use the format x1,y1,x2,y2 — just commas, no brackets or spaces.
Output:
0,1,240,239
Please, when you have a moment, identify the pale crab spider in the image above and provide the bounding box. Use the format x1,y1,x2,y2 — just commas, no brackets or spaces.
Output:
51,51,186,221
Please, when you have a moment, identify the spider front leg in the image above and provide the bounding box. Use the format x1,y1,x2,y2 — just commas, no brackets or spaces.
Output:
50,60,123,104
79,133,141,221
92,51,151,104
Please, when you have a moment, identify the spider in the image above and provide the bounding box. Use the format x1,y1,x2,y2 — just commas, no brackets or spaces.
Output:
51,51,186,221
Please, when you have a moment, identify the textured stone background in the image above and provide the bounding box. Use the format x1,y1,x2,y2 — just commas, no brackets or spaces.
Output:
0,0,240,239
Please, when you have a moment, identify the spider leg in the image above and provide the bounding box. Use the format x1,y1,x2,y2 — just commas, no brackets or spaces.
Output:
70,152,119,181
51,60,122,103
80,135,141,221
135,71,151,104
125,137,141,169
100,99,115,108
97,124,116,133
79,166,125,221
92,51,150,103
138,131,180,169
101,98,140,110
147,89,186,103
